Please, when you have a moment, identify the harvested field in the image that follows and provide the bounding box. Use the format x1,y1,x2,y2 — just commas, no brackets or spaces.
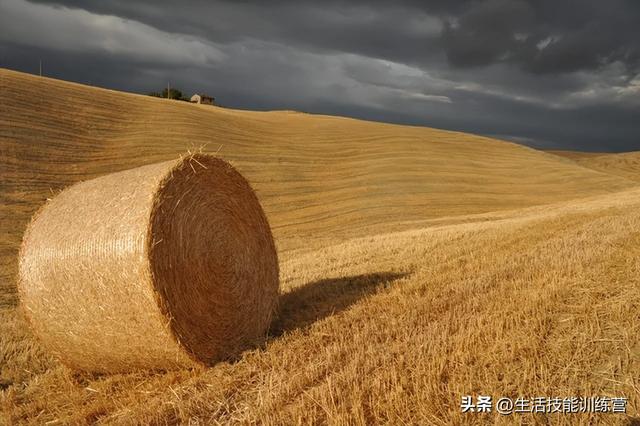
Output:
551,150,640,183
2,68,640,424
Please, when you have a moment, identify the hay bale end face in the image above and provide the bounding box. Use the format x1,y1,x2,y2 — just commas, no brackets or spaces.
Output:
18,155,279,372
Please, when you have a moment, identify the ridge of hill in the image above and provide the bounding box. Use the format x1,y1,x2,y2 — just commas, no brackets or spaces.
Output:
550,150,640,182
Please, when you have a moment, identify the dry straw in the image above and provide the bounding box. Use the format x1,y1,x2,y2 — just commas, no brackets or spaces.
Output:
18,154,279,372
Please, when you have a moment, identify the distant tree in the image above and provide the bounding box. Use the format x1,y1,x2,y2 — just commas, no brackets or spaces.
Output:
148,88,189,101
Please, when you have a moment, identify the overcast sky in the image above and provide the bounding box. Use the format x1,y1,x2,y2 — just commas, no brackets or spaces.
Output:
1,0,639,151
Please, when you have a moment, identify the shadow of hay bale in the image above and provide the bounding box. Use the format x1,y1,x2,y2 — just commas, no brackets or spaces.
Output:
270,272,408,337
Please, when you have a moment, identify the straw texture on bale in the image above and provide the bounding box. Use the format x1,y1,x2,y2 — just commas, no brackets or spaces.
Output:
18,154,279,372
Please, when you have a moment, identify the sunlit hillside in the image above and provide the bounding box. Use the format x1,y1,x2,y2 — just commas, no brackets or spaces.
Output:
1,69,634,304
551,150,640,183
2,68,640,424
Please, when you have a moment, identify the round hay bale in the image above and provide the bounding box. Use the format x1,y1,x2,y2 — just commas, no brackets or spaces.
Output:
18,154,279,372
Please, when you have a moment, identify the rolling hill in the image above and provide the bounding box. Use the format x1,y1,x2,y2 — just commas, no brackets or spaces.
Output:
2,68,640,424
551,150,640,183
1,68,635,304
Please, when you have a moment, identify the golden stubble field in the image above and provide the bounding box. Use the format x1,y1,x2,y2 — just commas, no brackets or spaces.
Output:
1,68,640,424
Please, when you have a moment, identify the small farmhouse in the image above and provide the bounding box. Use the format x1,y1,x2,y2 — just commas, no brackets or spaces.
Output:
190,94,215,105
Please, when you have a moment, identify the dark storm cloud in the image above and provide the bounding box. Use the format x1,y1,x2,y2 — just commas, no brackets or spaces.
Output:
22,0,447,69
23,0,640,75
442,0,640,75
1,0,639,151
